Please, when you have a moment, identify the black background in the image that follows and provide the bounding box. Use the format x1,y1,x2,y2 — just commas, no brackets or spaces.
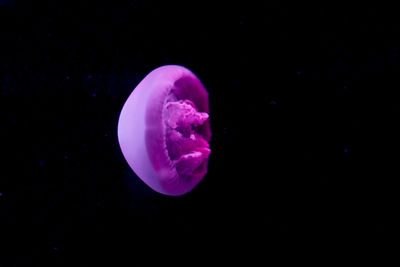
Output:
1,1,399,265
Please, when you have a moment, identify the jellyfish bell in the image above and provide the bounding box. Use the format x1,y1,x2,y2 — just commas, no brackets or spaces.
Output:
118,65,212,196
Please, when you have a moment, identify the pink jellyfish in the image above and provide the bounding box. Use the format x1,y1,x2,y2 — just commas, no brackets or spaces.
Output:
118,65,212,196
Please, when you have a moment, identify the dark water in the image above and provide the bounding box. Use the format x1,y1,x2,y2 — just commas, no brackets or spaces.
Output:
1,2,398,265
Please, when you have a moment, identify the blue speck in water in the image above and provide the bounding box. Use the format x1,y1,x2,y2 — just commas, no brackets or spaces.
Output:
344,148,348,153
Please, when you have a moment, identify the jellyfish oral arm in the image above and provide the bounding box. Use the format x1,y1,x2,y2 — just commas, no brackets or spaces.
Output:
163,99,211,180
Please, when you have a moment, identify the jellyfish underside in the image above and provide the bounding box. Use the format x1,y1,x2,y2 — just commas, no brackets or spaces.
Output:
163,95,211,181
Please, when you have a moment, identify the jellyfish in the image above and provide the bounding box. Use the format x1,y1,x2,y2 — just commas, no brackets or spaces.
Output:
118,65,212,196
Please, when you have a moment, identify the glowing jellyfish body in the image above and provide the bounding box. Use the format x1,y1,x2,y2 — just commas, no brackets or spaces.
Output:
118,65,212,196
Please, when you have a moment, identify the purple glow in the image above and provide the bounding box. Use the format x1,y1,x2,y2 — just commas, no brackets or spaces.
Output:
117,65,212,196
